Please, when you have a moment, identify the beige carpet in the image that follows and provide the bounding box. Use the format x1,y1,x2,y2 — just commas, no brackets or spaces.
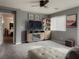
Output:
0,40,71,59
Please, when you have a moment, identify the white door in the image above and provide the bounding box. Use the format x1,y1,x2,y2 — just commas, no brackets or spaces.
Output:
0,15,3,44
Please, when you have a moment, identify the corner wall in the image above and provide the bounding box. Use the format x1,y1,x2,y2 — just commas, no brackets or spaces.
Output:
49,7,79,46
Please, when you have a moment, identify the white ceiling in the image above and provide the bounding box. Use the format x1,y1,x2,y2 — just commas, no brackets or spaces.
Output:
0,0,79,14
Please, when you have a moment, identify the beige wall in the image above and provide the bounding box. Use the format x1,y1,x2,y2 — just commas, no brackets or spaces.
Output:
2,13,14,31
3,16,14,30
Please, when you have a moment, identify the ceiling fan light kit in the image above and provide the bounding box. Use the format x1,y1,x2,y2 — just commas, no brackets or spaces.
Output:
30,0,49,8
40,0,49,7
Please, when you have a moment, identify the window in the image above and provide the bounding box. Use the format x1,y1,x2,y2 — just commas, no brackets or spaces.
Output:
51,15,66,31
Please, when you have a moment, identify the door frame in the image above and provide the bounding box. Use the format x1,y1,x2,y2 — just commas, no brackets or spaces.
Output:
0,8,17,44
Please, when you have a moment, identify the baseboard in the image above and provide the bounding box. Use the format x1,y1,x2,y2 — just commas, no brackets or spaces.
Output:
16,42,22,45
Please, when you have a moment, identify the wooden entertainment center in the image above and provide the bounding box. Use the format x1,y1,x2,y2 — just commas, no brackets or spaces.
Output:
27,31,51,43
26,18,51,43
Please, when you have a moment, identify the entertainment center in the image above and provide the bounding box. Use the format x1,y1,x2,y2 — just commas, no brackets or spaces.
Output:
26,18,51,43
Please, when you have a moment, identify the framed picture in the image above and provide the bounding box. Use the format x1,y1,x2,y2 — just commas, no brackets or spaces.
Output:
9,23,13,29
29,13,34,20
35,15,40,20
42,18,50,30
66,14,77,28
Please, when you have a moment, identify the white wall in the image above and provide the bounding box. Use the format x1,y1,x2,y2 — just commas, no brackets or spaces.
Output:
0,15,3,44
16,10,28,44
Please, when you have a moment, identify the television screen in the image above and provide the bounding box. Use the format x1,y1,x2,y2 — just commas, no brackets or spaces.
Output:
29,20,42,30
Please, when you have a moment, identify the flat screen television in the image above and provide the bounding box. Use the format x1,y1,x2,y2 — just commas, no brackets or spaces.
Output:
29,20,42,30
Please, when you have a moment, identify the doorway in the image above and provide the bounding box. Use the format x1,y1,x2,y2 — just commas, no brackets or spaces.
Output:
0,12,15,44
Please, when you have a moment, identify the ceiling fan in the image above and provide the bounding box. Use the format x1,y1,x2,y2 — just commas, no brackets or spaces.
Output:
29,0,49,8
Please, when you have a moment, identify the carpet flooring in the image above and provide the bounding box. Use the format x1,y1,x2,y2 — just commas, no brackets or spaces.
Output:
0,40,71,59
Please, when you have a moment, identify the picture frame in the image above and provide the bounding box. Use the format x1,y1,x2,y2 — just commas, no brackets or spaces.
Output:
9,23,13,29
66,14,77,28
29,13,34,20
42,18,50,30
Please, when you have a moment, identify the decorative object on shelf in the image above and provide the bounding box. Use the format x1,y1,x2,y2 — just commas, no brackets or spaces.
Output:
35,15,40,20
29,13,34,20
66,14,77,28
42,18,50,31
